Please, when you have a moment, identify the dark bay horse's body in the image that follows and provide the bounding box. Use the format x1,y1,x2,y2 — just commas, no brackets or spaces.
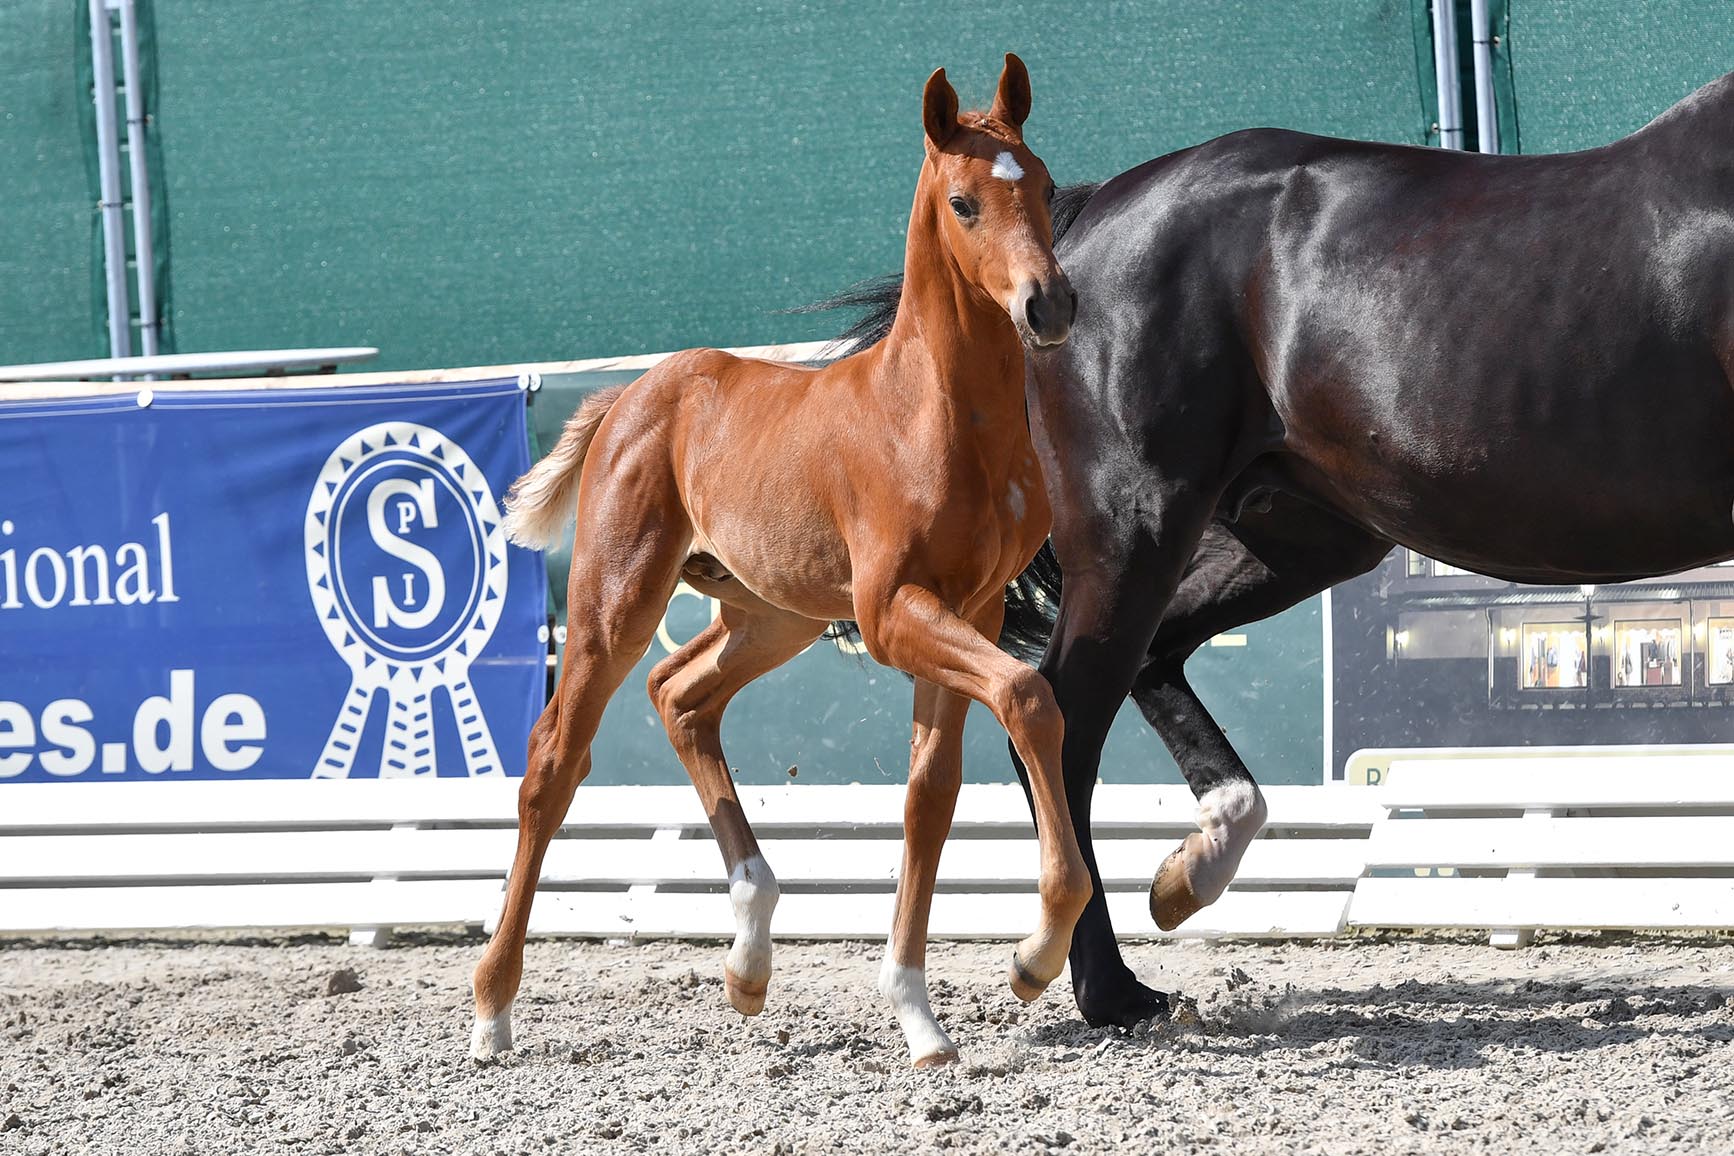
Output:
828,71,1734,1029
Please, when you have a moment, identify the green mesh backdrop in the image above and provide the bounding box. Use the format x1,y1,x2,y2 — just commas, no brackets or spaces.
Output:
1504,0,1734,153
0,0,97,365
142,0,1428,370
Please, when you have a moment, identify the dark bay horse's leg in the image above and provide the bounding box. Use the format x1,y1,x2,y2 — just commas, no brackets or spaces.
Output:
1009,269,1255,1025
1009,494,1389,1028
1015,496,1228,1027
1131,497,1391,932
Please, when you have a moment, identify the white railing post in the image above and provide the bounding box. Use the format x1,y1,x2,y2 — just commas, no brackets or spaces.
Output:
1489,807,1557,948
348,821,421,948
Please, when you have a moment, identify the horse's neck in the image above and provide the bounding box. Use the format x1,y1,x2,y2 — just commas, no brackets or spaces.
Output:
874,199,1026,424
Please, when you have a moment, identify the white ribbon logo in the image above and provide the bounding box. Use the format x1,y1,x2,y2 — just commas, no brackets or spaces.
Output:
304,422,508,778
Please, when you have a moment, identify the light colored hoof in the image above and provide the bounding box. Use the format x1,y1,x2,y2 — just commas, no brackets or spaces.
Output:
912,1045,961,1069
1150,844,1206,932
725,970,768,1016
1008,950,1050,1004
469,1011,514,1061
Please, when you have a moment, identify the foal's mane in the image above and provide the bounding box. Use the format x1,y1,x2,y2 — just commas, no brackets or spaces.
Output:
803,181,1101,661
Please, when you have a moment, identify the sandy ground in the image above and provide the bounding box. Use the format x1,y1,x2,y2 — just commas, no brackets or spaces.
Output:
2,931,1732,1155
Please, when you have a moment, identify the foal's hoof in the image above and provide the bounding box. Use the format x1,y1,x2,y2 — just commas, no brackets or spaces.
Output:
1008,950,1049,1004
469,1012,514,1061
912,1045,961,1069
725,969,769,1016
1150,847,1206,932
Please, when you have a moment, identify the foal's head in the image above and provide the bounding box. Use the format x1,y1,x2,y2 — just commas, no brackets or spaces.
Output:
920,54,1074,348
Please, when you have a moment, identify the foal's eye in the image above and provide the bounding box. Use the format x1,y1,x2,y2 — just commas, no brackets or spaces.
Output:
949,196,976,220
1046,183,1056,203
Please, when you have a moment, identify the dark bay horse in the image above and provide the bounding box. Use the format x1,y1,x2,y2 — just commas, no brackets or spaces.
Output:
828,70,1734,1029
473,56,1087,1067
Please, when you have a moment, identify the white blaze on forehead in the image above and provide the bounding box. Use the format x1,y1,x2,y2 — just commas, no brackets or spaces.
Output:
991,150,1024,181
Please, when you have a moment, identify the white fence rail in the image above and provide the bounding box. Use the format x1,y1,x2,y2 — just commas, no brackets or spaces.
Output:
2,753,1730,944
1348,753,1734,944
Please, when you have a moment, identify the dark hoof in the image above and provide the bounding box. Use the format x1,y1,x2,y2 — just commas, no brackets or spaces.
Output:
1076,974,1173,1030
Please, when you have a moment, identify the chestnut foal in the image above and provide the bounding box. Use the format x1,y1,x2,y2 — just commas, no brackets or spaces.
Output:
471,55,1086,1067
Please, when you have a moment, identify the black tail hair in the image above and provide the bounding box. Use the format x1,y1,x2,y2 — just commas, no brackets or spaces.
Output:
807,182,1099,662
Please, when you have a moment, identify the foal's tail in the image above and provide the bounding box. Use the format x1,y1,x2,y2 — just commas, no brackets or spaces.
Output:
502,383,630,549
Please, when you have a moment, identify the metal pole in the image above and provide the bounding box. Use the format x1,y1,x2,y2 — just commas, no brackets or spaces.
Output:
117,0,159,363
1431,0,1465,149
1469,0,1500,154
87,0,133,365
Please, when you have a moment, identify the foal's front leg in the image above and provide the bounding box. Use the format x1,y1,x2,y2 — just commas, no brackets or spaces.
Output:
880,677,969,1066
860,584,1090,1007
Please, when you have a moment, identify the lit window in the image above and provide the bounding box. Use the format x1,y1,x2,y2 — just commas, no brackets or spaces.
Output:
1521,622,1588,689
1707,619,1734,686
1612,619,1683,688
1406,550,1472,578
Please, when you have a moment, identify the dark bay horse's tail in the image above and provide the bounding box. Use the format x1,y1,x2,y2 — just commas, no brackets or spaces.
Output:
806,181,1099,661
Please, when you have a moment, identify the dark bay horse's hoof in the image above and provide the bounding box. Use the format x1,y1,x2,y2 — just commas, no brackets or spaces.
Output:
1076,974,1172,1030
1150,843,1207,932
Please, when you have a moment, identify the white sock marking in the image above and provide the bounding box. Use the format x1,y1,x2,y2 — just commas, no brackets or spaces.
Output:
726,855,778,984
1188,780,1268,905
991,151,1023,181
879,953,957,1064
469,1010,513,1060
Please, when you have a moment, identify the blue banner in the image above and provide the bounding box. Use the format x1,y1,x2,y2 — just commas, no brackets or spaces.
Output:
0,379,546,782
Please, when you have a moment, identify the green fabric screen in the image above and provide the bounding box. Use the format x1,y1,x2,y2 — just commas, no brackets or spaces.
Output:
0,0,98,364
146,1,1428,370
1504,0,1734,153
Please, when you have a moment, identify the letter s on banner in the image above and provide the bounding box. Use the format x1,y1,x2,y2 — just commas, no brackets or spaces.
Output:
367,478,446,630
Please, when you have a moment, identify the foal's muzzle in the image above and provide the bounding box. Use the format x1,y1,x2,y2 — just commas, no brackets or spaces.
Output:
1015,276,1077,348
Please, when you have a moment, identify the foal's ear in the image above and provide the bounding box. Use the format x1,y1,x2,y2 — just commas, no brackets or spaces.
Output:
923,68,959,148
990,53,1031,129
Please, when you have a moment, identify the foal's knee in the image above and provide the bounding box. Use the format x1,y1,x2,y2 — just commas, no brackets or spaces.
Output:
996,669,1090,907
994,666,1064,750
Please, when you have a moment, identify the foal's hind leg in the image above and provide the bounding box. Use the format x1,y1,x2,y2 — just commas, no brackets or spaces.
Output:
647,597,824,1015
880,676,969,1066
470,518,689,1059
